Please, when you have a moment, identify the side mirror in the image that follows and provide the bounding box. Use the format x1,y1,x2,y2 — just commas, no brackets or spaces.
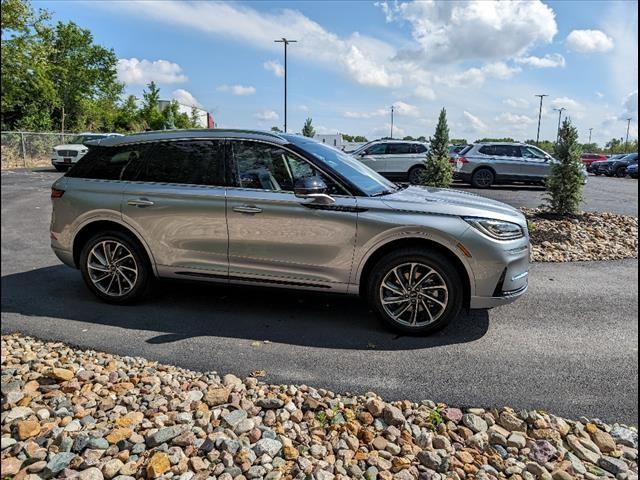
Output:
294,176,335,205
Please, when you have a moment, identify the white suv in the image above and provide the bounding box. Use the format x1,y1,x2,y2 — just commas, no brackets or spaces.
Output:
52,133,122,171
351,140,429,184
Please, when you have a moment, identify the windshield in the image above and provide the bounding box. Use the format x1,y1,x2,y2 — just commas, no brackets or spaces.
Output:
350,141,375,155
285,136,399,196
70,134,106,144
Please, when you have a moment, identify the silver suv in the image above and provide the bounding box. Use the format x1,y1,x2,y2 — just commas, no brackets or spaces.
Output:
351,140,429,184
454,142,554,188
50,130,529,334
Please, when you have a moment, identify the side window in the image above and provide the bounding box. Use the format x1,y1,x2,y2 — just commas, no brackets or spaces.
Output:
411,144,427,154
364,144,387,155
522,146,547,160
66,145,150,180
478,145,495,156
135,140,225,186
387,143,412,154
230,141,347,196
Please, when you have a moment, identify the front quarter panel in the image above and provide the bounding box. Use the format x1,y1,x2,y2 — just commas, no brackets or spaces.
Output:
351,198,475,294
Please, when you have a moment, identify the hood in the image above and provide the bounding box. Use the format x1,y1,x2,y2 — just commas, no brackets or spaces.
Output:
382,186,526,226
53,144,87,150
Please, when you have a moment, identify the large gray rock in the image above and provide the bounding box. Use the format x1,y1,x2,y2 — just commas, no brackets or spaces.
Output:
610,427,638,449
146,425,185,447
253,438,282,457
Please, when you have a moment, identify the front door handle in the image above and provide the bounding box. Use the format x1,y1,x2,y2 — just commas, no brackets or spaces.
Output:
127,198,154,207
233,205,263,214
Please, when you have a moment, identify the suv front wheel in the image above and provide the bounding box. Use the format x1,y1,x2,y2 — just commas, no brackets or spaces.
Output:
367,249,463,334
79,230,151,304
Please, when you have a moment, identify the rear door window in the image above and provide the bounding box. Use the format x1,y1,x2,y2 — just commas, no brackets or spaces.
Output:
411,144,427,154
135,140,225,186
66,145,152,180
491,145,521,157
387,143,412,154
478,145,495,156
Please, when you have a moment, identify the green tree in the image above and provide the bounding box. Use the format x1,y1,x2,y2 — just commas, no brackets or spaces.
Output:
48,21,123,132
302,117,315,137
416,135,427,142
114,95,142,132
402,135,415,141
543,118,584,216
353,135,368,142
139,81,163,130
420,108,453,188
450,138,468,145
1,0,55,130
271,126,282,132
189,106,201,128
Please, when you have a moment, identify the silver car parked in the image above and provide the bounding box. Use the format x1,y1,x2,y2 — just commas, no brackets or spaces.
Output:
50,130,529,334
454,142,555,188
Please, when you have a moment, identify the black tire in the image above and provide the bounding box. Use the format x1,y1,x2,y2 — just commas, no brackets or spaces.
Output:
408,165,426,185
366,248,463,335
54,165,68,172
471,168,495,188
594,172,602,176
616,167,627,178
79,230,151,304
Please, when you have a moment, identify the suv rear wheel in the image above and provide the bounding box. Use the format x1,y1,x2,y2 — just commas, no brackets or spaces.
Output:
408,165,426,185
616,166,627,177
471,168,495,188
367,249,463,335
79,230,151,304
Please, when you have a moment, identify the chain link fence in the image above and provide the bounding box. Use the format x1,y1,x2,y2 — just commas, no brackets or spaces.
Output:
1,131,79,169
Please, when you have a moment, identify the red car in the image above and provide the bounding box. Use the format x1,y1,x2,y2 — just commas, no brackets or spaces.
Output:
581,153,607,168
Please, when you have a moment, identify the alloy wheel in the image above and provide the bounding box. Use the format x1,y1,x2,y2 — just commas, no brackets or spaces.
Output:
379,262,449,327
87,240,138,297
474,170,493,187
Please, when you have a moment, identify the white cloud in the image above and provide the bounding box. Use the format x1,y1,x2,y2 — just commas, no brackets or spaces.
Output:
516,53,566,68
297,104,309,112
372,123,405,138
596,91,605,99
344,101,420,119
550,96,583,111
171,89,201,107
413,85,436,100
495,113,535,129
504,98,530,109
381,0,557,64
441,62,521,87
254,110,279,121
217,84,256,96
116,58,188,84
463,111,487,132
566,29,614,53
263,60,284,77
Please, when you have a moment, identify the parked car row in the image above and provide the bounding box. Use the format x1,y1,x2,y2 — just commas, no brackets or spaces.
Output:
588,153,638,178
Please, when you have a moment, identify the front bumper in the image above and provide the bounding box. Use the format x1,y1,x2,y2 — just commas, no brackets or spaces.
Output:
459,225,530,310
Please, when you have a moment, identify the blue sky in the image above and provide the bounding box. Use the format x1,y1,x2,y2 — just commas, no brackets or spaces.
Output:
39,0,638,145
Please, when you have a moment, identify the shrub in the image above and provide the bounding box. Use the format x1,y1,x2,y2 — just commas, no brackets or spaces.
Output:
419,108,453,188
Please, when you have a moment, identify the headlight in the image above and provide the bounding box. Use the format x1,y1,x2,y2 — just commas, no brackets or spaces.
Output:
464,217,524,241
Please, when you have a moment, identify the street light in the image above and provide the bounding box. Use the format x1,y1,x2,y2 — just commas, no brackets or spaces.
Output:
274,38,297,133
625,117,632,152
588,128,593,144
553,107,566,143
535,94,548,145
390,106,395,139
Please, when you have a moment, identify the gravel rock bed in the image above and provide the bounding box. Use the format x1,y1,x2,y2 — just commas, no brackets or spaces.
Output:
522,208,638,262
1,334,638,480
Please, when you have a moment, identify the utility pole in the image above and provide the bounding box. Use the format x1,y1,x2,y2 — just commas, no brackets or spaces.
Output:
625,118,632,152
535,94,548,145
588,128,593,144
553,107,566,143
390,105,395,139
274,38,297,133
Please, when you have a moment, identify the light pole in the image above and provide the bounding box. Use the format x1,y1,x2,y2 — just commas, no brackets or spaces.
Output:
553,107,566,143
390,106,395,139
588,128,593,144
274,38,297,132
535,94,548,145
625,117,632,152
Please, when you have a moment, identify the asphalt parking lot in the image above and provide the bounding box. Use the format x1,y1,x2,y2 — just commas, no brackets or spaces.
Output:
1,169,638,423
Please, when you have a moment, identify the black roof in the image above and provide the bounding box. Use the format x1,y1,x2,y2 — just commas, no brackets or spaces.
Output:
87,129,289,147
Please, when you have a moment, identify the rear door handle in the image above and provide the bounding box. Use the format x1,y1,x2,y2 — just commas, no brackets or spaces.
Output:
127,198,154,207
233,205,263,214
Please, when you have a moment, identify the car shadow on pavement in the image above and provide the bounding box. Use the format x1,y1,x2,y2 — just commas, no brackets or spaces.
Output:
454,184,546,192
1,265,490,351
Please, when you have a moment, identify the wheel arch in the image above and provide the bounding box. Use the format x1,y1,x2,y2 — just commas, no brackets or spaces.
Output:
72,219,157,276
357,236,472,309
